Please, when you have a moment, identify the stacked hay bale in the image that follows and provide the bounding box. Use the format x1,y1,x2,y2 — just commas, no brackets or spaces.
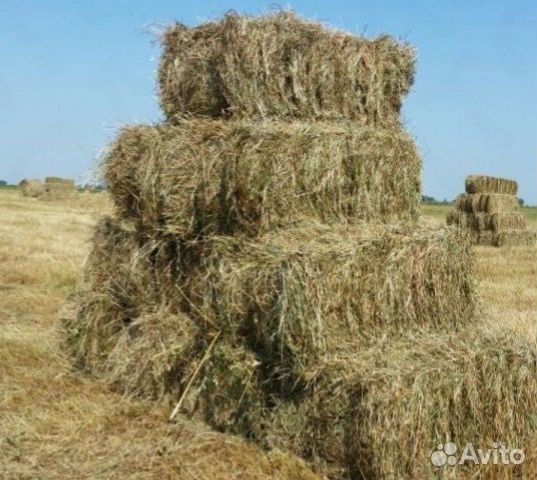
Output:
64,12,535,479
40,176,76,201
447,175,535,246
18,179,45,197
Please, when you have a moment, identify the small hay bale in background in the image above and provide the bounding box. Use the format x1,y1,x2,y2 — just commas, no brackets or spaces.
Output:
455,193,519,214
41,176,76,201
18,179,44,198
104,120,422,236
465,175,518,195
159,12,415,123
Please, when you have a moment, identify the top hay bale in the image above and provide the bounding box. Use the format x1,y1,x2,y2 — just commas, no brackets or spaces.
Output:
465,175,518,195
45,176,75,186
158,11,416,123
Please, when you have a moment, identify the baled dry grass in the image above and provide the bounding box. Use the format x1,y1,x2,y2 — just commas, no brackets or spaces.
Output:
159,11,415,123
0,190,320,480
465,175,518,195
104,119,422,238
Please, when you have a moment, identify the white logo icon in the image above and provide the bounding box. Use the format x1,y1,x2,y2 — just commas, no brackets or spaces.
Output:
431,442,525,467
430,442,457,467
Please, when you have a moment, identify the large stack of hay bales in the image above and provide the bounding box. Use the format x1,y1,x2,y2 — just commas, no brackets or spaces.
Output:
64,12,536,479
447,175,536,246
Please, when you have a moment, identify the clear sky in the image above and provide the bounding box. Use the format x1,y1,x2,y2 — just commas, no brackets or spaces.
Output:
1,0,535,202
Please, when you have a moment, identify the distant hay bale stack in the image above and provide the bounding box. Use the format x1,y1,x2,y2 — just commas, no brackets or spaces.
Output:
104,120,422,236
18,179,44,197
447,175,534,247
159,11,416,123
266,329,537,479
41,177,76,201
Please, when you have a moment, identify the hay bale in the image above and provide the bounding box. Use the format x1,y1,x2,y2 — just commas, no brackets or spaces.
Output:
455,193,519,214
18,179,44,197
63,217,184,372
446,210,473,228
185,223,475,381
447,212,526,233
465,175,518,195
40,176,76,201
104,120,421,237
63,217,267,436
45,176,75,186
158,11,415,122
266,329,536,479
493,230,536,247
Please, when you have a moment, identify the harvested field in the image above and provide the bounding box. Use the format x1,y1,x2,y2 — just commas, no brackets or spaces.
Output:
104,120,421,236
159,12,415,122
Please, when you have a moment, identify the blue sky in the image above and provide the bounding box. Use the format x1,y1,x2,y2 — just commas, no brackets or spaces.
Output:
1,0,535,202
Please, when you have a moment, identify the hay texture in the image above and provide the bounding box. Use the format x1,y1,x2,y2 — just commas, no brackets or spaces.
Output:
64,218,475,447
18,179,44,198
170,416,322,480
104,120,421,237
158,12,415,123
447,175,531,246
64,10,487,480
465,175,518,195
266,329,536,480
455,193,519,214
186,224,474,382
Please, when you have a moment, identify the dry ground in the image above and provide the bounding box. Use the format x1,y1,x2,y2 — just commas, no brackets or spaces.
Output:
0,189,535,479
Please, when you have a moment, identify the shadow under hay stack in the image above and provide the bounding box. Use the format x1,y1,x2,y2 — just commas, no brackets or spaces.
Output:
63,12,535,480
447,175,536,247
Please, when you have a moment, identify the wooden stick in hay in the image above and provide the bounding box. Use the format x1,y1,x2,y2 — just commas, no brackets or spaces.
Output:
169,331,221,422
